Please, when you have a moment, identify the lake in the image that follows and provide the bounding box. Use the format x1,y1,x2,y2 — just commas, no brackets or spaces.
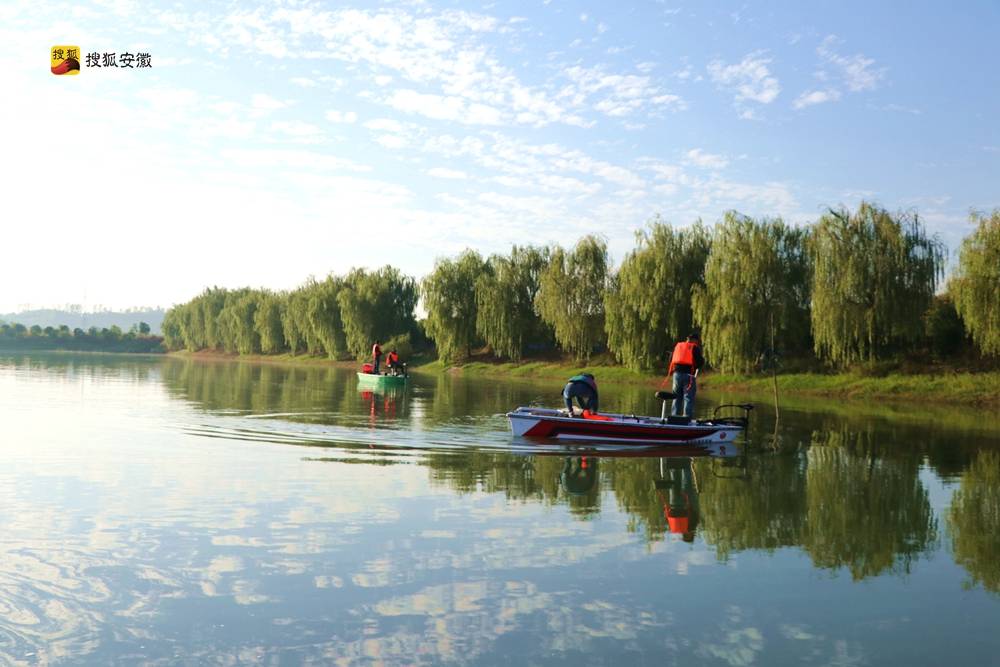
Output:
1,352,998,665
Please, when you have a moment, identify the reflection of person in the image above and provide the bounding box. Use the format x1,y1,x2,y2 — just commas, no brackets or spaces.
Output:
560,456,598,496
667,332,704,418
562,373,598,417
372,340,382,374
659,458,700,542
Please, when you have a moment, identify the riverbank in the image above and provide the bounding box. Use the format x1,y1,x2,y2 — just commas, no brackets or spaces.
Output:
163,351,999,406
416,359,1000,406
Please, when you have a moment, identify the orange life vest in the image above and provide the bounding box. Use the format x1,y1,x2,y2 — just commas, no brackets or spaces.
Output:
668,341,698,375
388,352,399,364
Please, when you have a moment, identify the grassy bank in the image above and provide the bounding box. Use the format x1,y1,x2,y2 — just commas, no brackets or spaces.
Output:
165,350,998,406
701,371,1000,406
417,358,999,406
414,357,659,384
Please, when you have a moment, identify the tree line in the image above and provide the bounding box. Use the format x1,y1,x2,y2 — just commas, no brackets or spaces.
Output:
0,321,163,353
162,267,420,360
162,203,1000,370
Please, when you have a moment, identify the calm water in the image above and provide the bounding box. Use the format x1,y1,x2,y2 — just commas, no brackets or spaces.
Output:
1,353,999,665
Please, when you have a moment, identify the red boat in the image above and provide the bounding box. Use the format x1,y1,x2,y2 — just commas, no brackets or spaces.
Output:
507,393,752,446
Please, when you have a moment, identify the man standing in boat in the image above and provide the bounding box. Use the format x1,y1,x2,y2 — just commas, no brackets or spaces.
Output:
667,332,704,418
563,373,598,417
372,340,383,375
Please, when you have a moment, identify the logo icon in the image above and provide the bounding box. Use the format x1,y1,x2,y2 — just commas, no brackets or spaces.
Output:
51,46,81,75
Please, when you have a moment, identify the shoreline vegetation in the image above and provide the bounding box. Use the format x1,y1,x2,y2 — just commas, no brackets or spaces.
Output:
0,321,162,353
157,350,999,407
9,204,996,409
155,204,997,409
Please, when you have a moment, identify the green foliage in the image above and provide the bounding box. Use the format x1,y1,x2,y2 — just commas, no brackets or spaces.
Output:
606,219,711,371
535,236,609,361
810,202,944,366
338,266,419,360
924,294,966,359
692,212,811,373
254,291,286,354
952,210,1000,357
218,289,261,355
0,318,163,352
422,250,487,363
476,245,551,361
308,276,347,358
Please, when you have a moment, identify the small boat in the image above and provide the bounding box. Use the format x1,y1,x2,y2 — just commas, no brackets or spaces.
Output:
507,392,752,446
357,371,407,386
357,360,408,387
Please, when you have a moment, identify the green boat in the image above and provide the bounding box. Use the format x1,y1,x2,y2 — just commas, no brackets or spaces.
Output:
357,371,407,387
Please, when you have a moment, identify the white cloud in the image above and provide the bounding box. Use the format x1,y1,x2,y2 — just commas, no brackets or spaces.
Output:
561,65,686,118
250,93,287,116
364,118,405,132
376,134,408,149
325,110,358,123
426,167,468,179
685,149,729,169
817,35,885,92
791,36,885,111
270,120,324,143
708,52,781,104
290,77,317,87
708,52,780,118
792,88,841,109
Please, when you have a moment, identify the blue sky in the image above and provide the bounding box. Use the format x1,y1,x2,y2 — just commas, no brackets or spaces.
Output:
3,0,998,312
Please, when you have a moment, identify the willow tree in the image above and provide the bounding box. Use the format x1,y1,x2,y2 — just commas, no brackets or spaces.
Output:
691,213,810,373
605,219,711,371
217,289,261,355
475,245,551,361
161,306,186,351
535,236,609,361
254,291,286,354
337,266,419,359
284,283,323,355
422,251,487,364
951,210,1000,357
308,275,347,358
810,202,944,365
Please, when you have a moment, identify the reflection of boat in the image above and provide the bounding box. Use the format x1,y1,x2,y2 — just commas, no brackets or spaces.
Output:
507,394,752,446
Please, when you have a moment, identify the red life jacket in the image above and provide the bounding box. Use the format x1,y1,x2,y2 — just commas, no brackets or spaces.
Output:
372,343,382,358
668,341,698,375
388,352,399,363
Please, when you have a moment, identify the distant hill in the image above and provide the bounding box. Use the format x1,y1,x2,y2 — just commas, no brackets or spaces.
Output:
0,308,165,334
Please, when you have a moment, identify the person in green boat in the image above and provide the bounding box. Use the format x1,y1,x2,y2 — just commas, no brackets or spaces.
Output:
562,373,598,417
386,349,403,375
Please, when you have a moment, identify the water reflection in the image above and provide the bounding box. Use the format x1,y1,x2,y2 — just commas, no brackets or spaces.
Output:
3,352,1000,665
949,450,1000,593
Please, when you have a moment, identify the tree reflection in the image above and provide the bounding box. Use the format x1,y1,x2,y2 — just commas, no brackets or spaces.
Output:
948,450,1000,594
696,452,807,559
801,426,937,580
158,356,952,584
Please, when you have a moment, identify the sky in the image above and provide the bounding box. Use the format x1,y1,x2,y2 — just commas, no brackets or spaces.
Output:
2,0,998,312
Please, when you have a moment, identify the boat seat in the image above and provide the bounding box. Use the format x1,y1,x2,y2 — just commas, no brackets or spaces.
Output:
655,391,679,401
665,415,691,425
